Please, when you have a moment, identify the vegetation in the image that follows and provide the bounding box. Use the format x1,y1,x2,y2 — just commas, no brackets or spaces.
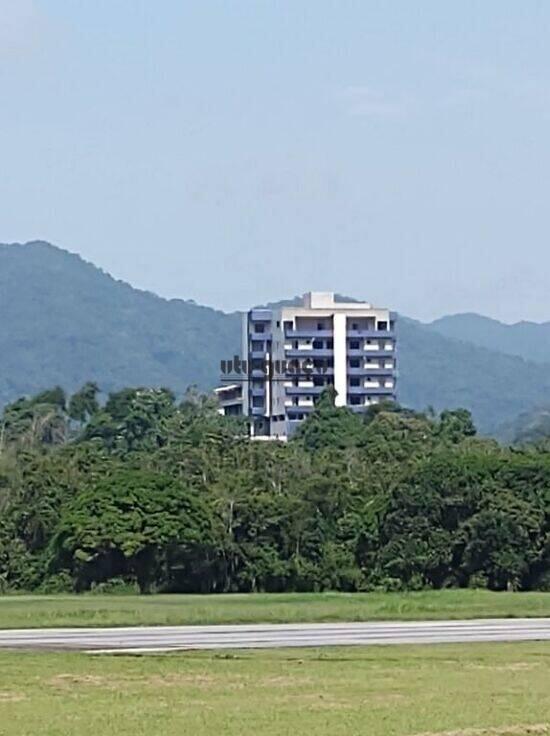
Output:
1,381,550,596
1,590,550,630
1,643,549,735
4,241,550,435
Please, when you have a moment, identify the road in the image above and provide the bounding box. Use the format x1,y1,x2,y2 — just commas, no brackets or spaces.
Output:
1,619,550,653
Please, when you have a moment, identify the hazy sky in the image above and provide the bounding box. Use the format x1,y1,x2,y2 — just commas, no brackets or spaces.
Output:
2,1,550,322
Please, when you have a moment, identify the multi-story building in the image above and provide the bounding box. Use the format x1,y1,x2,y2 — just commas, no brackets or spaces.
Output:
218,292,397,438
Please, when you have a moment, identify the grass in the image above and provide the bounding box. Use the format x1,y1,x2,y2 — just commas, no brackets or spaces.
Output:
0,642,549,735
0,589,549,629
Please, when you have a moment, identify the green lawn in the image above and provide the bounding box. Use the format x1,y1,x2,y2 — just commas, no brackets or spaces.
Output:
0,642,549,735
0,590,549,629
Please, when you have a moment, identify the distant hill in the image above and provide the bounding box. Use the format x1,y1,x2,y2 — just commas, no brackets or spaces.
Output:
2,241,550,436
496,406,550,445
0,241,241,406
428,312,550,364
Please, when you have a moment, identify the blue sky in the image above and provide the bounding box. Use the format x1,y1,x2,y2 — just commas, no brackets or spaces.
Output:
2,1,550,321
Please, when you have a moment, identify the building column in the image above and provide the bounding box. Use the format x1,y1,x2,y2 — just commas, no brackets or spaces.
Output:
333,313,347,407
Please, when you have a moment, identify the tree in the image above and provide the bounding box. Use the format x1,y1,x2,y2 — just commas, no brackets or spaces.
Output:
52,469,215,593
68,382,100,424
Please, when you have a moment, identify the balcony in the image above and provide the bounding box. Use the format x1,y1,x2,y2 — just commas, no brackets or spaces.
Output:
347,330,394,339
350,367,395,376
285,348,333,358
285,385,325,396
251,406,267,416
347,385,395,395
249,331,272,342
285,329,333,338
286,406,314,416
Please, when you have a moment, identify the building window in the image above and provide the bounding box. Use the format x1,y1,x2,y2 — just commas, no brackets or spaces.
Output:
255,323,265,333
276,320,280,327
349,340,359,350
313,339,323,349
317,322,324,330
378,321,388,331
350,377,360,387
349,358,360,368
350,396,361,405
251,341,264,351
252,397,264,408
327,339,333,349
351,322,359,330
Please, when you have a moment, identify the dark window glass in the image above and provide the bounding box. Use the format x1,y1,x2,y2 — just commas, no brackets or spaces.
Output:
349,358,360,368
350,377,360,386
349,340,359,350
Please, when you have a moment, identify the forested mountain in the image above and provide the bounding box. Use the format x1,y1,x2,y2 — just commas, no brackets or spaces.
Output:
0,241,240,407
429,313,550,364
2,241,550,435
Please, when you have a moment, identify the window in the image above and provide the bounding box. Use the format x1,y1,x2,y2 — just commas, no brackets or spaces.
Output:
276,320,280,328
349,340,359,350
255,323,265,333
350,396,361,405
327,339,333,349
251,340,263,351
351,322,359,330
378,321,388,331
350,377,360,387
349,358,360,368
293,340,298,349
317,322,324,330
313,339,323,349
284,320,293,331
252,397,264,408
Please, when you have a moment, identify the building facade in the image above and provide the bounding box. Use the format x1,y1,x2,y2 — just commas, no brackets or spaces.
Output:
219,292,397,438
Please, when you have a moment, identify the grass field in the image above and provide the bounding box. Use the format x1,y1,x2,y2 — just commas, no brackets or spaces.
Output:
0,642,549,735
0,590,549,629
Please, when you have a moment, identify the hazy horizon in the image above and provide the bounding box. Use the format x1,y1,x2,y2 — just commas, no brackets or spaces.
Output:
2,1,550,323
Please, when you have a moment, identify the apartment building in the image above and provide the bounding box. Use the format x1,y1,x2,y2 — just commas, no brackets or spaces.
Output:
219,292,397,438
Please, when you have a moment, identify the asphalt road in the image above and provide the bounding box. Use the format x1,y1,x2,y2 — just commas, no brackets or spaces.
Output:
1,619,550,653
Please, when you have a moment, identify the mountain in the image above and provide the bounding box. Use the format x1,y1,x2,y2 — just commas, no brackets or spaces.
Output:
428,313,550,364
2,240,550,436
0,241,241,406
397,317,550,435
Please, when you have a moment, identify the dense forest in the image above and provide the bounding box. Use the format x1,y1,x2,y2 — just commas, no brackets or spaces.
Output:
1,383,549,595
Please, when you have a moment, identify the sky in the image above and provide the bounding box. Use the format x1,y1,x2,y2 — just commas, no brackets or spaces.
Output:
1,0,550,323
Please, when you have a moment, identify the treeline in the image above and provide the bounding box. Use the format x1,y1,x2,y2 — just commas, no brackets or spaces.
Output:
0,384,549,594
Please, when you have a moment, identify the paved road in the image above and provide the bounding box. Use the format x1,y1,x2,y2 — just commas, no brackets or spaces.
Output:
1,619,550,653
